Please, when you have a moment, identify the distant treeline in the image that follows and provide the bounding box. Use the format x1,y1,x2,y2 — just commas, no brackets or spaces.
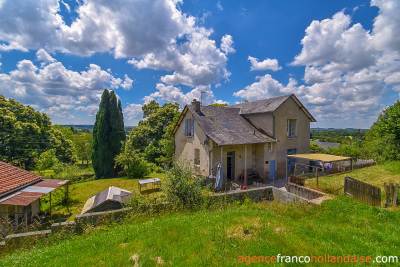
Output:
63,125,135,134
311,128,368,143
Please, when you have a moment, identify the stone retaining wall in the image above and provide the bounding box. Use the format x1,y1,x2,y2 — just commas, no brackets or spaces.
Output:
1,185,329,251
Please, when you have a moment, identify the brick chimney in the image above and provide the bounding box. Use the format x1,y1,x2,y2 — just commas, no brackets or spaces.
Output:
192,99,201,112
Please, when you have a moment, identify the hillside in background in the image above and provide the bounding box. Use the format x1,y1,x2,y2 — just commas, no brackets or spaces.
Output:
63,125,135,133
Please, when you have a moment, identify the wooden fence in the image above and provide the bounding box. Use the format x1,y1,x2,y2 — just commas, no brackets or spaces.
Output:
383,182,399,207
344,177,381,206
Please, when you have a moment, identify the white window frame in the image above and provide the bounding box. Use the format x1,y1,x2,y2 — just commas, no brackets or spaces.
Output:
287,119,298,138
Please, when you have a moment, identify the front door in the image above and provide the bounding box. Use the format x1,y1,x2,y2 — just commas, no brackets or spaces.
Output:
270,160,276,180
227,151,235,180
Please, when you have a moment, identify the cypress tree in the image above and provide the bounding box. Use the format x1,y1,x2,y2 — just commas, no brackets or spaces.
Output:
92,89,125,179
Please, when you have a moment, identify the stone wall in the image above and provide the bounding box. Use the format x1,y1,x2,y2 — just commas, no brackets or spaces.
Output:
1,185,329,251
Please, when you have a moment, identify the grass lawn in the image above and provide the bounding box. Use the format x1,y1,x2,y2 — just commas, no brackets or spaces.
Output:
1,196,400,266
305,161,400,197
43,173,167,220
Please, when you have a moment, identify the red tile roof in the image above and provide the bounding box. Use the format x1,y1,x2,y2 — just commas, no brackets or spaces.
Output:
0,161,43,196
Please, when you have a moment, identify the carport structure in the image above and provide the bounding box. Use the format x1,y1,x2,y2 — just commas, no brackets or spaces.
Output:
0,161,69,228
286,153,353,185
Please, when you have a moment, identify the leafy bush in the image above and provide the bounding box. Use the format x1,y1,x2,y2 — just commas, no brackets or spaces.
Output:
164,160,204,208
115,148,151,178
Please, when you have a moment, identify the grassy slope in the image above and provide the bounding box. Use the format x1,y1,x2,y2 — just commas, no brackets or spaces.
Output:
305,161,400,195
47,173,166,220
1,196,400,266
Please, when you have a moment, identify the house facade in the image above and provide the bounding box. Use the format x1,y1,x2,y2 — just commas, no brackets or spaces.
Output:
172,94,316,184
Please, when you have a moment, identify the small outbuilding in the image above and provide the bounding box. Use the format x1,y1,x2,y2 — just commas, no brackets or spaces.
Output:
0,161,69,227
81,186,133,214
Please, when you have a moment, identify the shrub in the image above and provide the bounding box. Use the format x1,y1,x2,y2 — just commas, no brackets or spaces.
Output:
164,159,204,208
115,148,151,178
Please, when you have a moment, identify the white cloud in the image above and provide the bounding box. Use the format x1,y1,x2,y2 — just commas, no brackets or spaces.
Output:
233,75,297,101
292,11,375,71
144,83,214,107
371,0,400,53
0,0,62,52
124,103,143,120
0,55,133,118
0,0,234,88
248,56,281,71
221,35,235,55
75,104,99,116
281,1,400,127
36,49,55,66
121,74,133,90
217,1,223,11
130,29,234,87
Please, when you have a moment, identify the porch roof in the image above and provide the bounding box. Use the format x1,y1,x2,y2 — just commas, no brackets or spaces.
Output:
287,153,352,162
0,179,69,206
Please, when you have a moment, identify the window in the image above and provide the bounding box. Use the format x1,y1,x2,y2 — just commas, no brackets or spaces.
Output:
194,149,200,165
287,119,297,137
185,118,194,137
268,143,273,152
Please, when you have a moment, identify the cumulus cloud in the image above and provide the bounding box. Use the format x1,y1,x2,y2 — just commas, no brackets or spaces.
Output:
129,30,234,87
36,49,56,66
0,53,133,118
292,11,375,71
0,0,233,88
221,35,235,55
233,75,297,101
124,103,143,120
144,83,214,107
248,56,281,71
237,1,400,127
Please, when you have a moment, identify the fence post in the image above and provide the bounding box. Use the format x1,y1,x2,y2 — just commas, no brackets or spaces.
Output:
384,182,389,208
393,184,399,206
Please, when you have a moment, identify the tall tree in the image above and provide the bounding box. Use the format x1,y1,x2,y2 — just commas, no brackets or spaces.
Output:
121,101,179,167
0,94,74,169
364,99,400,161
92,89,125,178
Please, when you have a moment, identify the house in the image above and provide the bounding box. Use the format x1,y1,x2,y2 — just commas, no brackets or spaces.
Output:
172,94,316,184
0,161,69,226
81,186,133,214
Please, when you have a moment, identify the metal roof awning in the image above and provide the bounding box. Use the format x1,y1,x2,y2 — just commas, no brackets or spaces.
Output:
0,179,69,206
287,153,352,162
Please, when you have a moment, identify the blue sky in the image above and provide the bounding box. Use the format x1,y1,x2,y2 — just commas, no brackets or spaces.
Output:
0,0,399,128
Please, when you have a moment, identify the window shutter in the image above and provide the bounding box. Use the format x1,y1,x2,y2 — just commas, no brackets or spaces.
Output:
287,120,290,136
191,118,194,136
185,119,188,136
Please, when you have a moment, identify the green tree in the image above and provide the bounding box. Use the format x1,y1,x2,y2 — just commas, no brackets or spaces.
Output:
75,132,92,166
310,143,327,154
92,89,125,179
115,148,150,178
122,101,179,167
208,103,227,107
0,95,73,169
364,100,400,161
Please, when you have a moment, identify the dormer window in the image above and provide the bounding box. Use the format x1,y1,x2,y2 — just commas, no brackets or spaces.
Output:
287,119,297,138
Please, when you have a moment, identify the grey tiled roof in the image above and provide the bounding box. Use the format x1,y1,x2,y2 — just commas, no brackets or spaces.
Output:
188,105,276,146
229,94,292,114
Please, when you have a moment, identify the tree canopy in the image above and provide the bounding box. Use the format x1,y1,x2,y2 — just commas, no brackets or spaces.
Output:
92,89,125,179
119,100,180,171
364,99,400,161
0,94,74,169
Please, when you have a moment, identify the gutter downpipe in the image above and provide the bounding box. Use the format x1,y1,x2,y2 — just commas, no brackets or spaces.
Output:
209,145,222,176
